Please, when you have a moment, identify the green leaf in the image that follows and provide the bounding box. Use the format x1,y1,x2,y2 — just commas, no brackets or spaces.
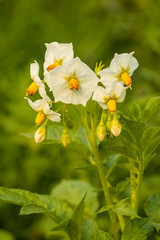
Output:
82,219,97,240
143,153,157,169
142,127,160,146
53,195,86,240
0,230,15,240
130,102,142,121
81,219,113,240
121,218,154,240
121,114,145,142
116,163,139,174
46,124,63,143
75,126,92,151
51,179,99,214
104,146,135,159
144,195,160,222
113,199,137,217
141,96,160,122
143,136,160,159
0,187,72,223
96,205,113,214
94,230,113,240
116,180,130,194
67,194,86,240
121,127,137,145
151,222,160,231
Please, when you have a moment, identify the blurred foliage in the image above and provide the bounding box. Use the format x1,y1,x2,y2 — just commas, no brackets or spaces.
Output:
0,0,160,239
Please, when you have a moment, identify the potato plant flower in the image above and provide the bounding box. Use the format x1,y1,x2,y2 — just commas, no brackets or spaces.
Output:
99,52,138,88
25,98,61,125
92,82,127,113
47,57,99,106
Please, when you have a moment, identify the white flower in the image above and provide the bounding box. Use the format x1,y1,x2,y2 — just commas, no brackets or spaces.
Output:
26,61,50,101
99,52,138,87
92,82,127,113
25,98,61,125
47,57,99,106
44,42,73,73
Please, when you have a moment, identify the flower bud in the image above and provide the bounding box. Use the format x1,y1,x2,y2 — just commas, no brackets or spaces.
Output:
110,117,122,137
34,124,47,143
61,129,70,147
96,122,106,141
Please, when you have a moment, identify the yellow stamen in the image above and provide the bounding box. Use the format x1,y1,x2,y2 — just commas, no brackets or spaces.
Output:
69,78,79,91
107,99,116,114
121,72,132,86
26,82,38,96
35,112,46,125
46,62,61,72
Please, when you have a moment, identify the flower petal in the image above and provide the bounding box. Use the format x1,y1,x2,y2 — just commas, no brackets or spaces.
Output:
44,42,73,73
30,61,39,80
25,98,45,112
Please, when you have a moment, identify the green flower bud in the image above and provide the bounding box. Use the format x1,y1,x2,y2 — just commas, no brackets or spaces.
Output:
111,117,122,137
61,129,70,147
34,124,47,143
96,122,106,141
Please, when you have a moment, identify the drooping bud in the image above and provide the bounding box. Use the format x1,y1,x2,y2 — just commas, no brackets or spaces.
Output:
61,129,70,147
26,82,38,96
34,124,47,143
46,62,61,71
96,121,106,141
35,111,46,125
107,99,116,114
110,117,122,137
69,78,79,91
121,72,132,86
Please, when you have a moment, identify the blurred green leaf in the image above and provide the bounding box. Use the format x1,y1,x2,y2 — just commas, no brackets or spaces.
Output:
0,187,72,223
96,205,113,214
113,199,137,217
116,163,139,174
121,115,145,142
143,136,160,159
144,195,160,223
141,97,160,122
121,218,154,240
51,179,99,214
142,127,160,146
76,126,92,151
0,229,15,240
130,102,142,121
53,195,86,240
82,219,113,240
94,230,113,240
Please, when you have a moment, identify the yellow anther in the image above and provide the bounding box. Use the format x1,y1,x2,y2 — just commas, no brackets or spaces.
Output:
107,99,116,114
35,111,46,125
121,72,132,86
46,62,61,72
69,78,79,91
26,82,38,96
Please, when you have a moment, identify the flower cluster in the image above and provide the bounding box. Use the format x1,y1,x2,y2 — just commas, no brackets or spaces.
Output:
25,42,138,144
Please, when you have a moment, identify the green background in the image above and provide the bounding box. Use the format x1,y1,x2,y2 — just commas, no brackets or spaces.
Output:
0,0,160,239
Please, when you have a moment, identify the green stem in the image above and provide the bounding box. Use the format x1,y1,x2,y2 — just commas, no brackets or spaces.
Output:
73,104,119,239
134,156,144,212
117,214,125,232
129,158,137,209
91,103,119,239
